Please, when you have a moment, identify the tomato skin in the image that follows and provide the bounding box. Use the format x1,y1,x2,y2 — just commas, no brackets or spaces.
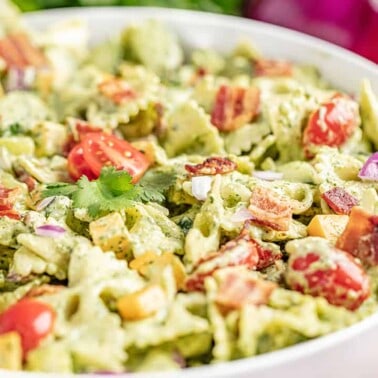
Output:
67,144,97,181
81,133,150,183
0,299,55,356
303,95,359,158
285,246,370,311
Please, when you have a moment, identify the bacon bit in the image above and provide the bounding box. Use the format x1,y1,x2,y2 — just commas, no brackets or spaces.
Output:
255,59,292,77
321,187,359,215
185,232,260,292
248,187,292,231
189,67,208,86
211,85,260,132
0,33,48,70
98,77,137,105
25,284,64,298
0,186,21,220
18,174,37,192
185,157,237,176
255,242,283,270
215,271,276,310
336,206,378,266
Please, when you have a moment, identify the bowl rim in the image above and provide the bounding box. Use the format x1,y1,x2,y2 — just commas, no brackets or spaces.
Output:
2,6,378,378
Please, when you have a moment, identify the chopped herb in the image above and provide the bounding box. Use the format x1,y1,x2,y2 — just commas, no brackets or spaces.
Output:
42,167,177,218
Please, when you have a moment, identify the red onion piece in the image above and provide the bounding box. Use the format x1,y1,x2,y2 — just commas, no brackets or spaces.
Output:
231,207,254,223
36,196,56,211
35,224,66,238
191,176,212,201
6,67,36,92
358,152,378,181
252,170,283,181
172,350,186,368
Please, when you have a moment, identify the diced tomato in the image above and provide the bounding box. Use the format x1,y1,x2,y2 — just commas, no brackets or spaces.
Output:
185,233,260,292
254,59,292,77
185,157,237,176
336,206,378,266
321,187,359,215
98,77,137,105
303,95,359,158
248,186,292,231
211,85,260,131
81,133,150,183
215,271,276,310
0,299,55,357
286,244,370,310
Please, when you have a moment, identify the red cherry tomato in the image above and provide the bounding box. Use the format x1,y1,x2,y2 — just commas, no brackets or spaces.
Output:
0,299,55,356
303,95,359,158
67,144,97,181
81,133,150,183
285,246,370,310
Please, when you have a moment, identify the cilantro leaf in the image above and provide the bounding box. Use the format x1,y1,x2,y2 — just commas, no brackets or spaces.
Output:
42,167,141,218
41,167,176,217
136,170,177,204
43,183,77,198
73,171,139,217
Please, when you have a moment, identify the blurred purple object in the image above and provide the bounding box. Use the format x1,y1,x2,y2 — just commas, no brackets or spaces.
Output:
244,0,378,63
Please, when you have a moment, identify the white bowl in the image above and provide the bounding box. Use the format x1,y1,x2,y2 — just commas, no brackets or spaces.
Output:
2,7,378,378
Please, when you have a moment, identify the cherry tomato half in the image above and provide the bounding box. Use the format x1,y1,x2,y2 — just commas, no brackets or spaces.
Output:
67,144,97,181
303,95,359,158
81,133,150,183
0,299,56,356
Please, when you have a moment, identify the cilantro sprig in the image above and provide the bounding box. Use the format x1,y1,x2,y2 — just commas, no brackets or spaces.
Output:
42,167,176,218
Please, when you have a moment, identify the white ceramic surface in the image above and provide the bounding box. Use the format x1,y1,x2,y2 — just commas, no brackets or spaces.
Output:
2,7,378,378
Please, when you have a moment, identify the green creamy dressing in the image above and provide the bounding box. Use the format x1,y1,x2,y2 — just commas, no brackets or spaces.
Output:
0,5,378,374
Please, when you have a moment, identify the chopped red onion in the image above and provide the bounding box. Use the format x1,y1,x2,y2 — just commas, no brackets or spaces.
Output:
252,170,283,181
172,350,186,368
35,224,66,238
231,207,254,223
36,196,56,211
191,176,212,201
6,67,36,92
358,152,378,181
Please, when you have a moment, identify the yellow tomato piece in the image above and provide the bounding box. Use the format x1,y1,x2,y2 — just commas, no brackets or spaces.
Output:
130,252,186,289
0,332,22,370
117,284,167,321
307,214,349,244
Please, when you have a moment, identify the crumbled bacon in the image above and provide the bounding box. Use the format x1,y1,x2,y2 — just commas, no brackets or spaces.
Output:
0,33,48,70
321,187,359,215
185,157,237,176
211,85,260,132
215,271,276,310
248,187,292,231
98,77,137,104
18,174,37,192
255,59,292,77
25,284,64,298
336,206,378,266
255,241,283,270
0,186,21,220
185,233,260,292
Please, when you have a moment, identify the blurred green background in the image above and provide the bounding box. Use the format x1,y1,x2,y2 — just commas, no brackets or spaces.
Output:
12,0,244,15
